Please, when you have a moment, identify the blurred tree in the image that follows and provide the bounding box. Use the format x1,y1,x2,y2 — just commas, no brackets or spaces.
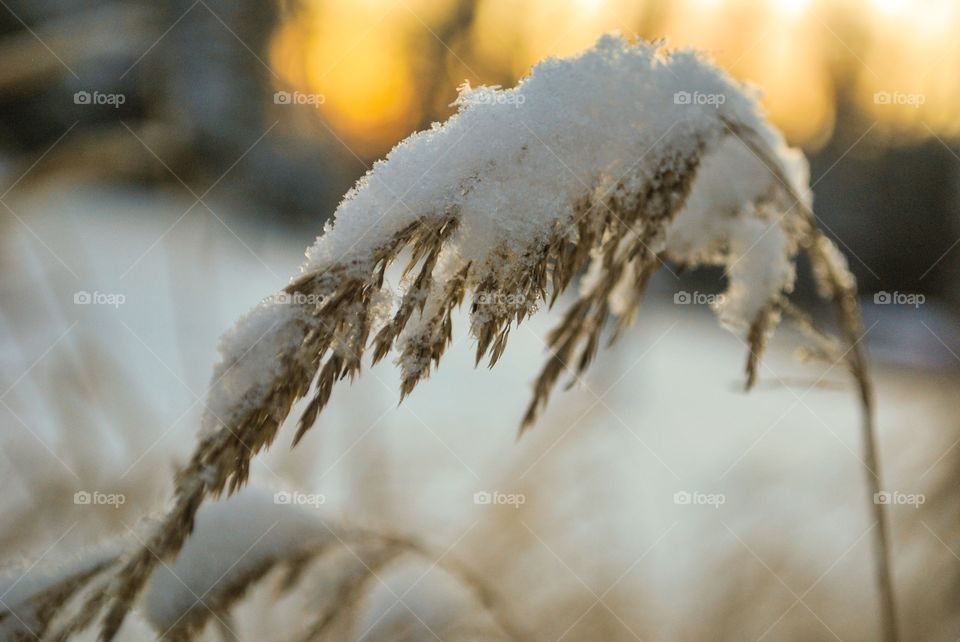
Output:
0,0,352,230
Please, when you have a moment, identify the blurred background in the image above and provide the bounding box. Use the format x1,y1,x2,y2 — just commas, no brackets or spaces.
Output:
1,0,959,640
1,0,959,297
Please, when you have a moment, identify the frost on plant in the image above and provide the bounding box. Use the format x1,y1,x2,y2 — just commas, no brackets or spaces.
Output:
34,35,875,640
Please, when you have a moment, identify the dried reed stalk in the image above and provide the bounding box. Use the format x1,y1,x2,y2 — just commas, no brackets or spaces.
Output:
19,40,894,640
85,123,894,641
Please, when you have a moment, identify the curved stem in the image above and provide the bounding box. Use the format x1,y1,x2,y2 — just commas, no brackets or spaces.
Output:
809,232,900,642
724,120,900,642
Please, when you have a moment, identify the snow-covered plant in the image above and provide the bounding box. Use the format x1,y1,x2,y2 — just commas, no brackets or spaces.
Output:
0,489,517,641
9,35,895,641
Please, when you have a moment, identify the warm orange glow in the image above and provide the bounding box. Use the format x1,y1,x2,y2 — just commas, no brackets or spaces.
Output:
656,0,835,147
270,2,431,157
856,0,960,139
269,0,960,156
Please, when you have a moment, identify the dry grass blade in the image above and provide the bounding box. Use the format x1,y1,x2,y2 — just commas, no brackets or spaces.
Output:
48,579,114,642
522,150,704,431
744,305,779,391
779,297,844,364
159,559,287,641
296,545,403,642
0,557,114,640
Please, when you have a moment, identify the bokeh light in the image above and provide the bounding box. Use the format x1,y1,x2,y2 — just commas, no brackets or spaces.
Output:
270,0,960,156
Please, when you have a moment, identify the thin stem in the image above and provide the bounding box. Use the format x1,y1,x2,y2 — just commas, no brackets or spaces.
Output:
856,353,899,642
725,120,900,642
812,233,899,642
